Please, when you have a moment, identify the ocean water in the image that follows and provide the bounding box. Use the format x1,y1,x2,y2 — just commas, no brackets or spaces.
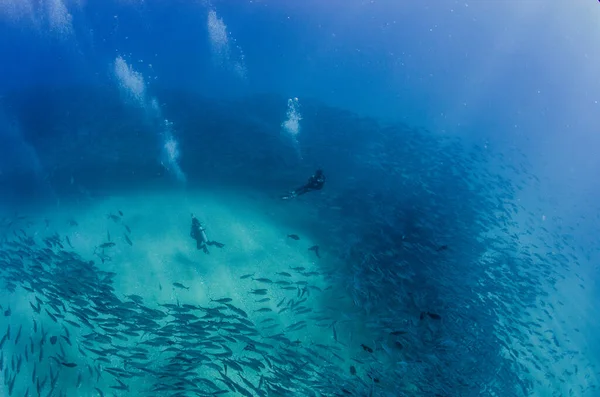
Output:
0,1,599,396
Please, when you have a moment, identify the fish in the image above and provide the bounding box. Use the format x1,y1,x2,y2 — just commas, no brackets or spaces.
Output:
308,245,321,258
210,298,233,304
252,277,273,284
240,273,254,279
255,308,273,313
367,374,380,383
350,365,356,375
287,234,300,240
45,309,58,323
276,272,292,277
125,294,144,304
124,234,133,246
249,289,268,296
436,244,448,251
360,344,374,353
255,298,270,303
14,325,22,345
118,210,123,216
124,224,131,233
172,283,190,290
420,311,442,320
110,379,129,391
61,362,77,367
4,306,10,316
286,320,306,331
107,214,121,223
7,374,16,395
50,336,58,345
98,242,115,249
64,320,79,328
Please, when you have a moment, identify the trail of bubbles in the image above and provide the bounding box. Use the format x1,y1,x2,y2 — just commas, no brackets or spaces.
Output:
282,97,303,160
114,55,147,106
161,120,187,184
113,56,187,184
46,0,73,37
0,0,36,23
0,0,72,37
207,7,246,79
207,9,229,65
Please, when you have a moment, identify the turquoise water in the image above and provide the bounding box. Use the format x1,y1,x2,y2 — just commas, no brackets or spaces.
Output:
0,2,599,396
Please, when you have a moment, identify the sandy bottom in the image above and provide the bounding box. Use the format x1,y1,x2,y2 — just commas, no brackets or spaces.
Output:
0,186,374,396
1,186,598,396
58,188,327,309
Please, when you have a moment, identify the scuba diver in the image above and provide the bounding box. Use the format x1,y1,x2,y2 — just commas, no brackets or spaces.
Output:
281,169,325,200
190,214,225,254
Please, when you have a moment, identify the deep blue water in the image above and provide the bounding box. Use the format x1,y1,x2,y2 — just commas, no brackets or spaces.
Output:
0,1,599,396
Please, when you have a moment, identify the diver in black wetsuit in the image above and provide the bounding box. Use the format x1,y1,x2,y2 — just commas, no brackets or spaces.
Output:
281,169,326,200
190,214,224,254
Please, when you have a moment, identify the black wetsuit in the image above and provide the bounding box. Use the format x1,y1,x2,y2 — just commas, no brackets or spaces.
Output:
292,171,325,197
190,216,224,254
190,217,204,250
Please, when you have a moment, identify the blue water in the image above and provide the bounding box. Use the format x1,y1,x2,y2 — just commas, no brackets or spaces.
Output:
0,1,599,396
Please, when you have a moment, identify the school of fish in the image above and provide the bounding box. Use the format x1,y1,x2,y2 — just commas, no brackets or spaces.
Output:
0,92,598,397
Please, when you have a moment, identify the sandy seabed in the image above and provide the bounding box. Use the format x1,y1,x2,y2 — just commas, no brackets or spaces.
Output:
1,186,598,396
0,186,375,396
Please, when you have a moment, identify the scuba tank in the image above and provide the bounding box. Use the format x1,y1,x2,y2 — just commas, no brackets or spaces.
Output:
191,214,208,243
198,223,208,244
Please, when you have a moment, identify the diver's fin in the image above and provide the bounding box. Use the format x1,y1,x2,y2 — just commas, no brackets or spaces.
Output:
281,191,296,200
